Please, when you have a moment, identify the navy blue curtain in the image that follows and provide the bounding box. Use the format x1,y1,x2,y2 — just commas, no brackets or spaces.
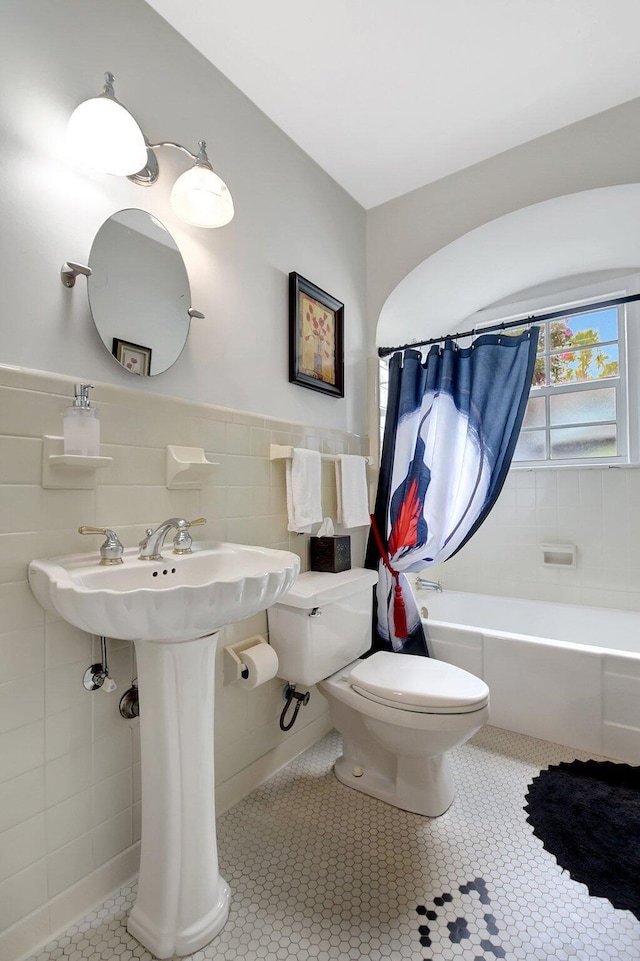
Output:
366,330,539,655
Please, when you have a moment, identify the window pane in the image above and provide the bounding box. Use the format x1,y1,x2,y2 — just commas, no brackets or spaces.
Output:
548,320,575,352
549,307,617,350
522,396,545,428
531,355,546,387
550,344,618,384
549,387,616,426
550,424,617,459
513,430,546,461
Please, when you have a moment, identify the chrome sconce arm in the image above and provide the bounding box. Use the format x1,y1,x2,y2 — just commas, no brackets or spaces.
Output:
129,139,209,187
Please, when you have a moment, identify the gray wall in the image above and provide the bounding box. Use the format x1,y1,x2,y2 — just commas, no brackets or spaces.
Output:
0,0,367,435
367,96,640,329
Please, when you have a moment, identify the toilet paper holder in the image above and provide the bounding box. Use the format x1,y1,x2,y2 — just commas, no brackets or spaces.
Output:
224,635,273,684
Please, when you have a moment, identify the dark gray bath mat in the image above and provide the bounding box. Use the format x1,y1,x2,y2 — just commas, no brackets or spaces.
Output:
524,758,640,919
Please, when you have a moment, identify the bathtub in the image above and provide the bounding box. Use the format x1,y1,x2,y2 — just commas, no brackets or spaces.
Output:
415,588,640,764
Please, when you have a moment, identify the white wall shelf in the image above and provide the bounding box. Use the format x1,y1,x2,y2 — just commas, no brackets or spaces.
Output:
166,445,218,489
42,435,112,489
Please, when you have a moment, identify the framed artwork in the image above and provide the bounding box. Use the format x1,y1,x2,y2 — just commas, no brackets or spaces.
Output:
289,272,344,397
112,338,152,376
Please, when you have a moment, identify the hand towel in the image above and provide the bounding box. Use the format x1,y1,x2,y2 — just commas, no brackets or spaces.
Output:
335,455,370,528
286,448,323,533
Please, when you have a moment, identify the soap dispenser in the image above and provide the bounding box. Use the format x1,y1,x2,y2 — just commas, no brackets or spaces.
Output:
63,384,100,456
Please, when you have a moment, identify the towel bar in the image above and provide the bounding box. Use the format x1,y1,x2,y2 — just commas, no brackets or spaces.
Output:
269,444,372,465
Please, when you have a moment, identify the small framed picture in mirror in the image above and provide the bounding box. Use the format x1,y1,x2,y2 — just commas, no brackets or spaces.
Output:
289,272,344,397
112,338,152,376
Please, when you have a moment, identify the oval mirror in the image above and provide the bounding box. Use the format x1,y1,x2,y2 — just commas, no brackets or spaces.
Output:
88,208,192,376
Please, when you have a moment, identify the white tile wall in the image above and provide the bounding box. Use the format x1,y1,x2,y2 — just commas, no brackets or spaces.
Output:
432,466,640,609
0,364,368,949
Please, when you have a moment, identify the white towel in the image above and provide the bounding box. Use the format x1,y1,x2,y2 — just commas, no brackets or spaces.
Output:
335,455,370,528
286,448,323,533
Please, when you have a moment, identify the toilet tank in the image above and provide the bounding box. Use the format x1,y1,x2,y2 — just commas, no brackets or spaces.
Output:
267,568,378,687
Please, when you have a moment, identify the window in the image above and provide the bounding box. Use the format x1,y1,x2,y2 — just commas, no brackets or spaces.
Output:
375,272,640,470
513,304,627,466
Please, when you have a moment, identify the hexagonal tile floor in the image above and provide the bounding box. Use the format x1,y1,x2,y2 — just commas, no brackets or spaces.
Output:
27,726,640,961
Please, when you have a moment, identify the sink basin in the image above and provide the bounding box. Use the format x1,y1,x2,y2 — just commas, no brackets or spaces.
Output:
28,541,299,641
28,538,300,959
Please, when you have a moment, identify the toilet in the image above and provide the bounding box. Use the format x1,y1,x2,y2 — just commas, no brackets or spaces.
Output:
268,568,489,817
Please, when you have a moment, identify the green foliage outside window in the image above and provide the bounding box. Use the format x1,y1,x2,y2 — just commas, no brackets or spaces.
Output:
531,313,619,387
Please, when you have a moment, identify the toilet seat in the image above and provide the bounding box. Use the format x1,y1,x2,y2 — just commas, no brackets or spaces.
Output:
348,651,489,715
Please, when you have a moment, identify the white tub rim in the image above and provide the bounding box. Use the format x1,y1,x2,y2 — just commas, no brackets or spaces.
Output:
418,589,640,661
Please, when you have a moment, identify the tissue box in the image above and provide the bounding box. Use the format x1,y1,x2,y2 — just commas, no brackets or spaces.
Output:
310,535,351,573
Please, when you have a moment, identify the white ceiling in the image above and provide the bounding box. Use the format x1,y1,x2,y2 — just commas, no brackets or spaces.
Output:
146,0,640,209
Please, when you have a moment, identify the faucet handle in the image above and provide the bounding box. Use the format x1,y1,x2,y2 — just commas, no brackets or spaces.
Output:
78,526,124,566
173,517,207,555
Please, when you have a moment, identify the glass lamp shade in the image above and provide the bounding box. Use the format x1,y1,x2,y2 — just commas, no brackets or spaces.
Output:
169,163,234,228
66,96,148,176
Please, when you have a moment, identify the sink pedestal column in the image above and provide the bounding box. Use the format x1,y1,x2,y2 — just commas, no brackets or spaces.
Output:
127,631,230,959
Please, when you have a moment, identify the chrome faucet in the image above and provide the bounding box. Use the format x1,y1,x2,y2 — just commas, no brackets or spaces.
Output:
415,576,443,593
138,517,206,561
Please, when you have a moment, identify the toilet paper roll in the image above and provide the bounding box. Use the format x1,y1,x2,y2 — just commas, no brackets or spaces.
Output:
240,643,279,689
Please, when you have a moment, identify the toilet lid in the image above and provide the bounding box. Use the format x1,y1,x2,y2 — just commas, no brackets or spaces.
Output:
348,651,489,714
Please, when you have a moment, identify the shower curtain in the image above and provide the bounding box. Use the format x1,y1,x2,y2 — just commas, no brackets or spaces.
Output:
366,331,539,655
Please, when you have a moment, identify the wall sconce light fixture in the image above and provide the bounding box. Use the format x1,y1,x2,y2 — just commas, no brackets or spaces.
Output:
66,72,234,229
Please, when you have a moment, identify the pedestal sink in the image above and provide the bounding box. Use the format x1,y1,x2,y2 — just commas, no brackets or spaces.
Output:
29,541,299,959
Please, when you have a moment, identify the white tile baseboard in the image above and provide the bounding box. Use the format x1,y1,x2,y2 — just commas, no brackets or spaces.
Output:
4,842,140,961
215,713,333,816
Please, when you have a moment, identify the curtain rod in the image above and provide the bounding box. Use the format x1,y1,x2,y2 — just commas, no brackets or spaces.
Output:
377,292,640,358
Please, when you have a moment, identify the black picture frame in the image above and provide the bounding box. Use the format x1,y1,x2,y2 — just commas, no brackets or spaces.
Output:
112,337,152,376
289,272,344,397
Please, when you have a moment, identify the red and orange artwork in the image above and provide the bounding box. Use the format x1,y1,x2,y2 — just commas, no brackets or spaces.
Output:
299,293,336,385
